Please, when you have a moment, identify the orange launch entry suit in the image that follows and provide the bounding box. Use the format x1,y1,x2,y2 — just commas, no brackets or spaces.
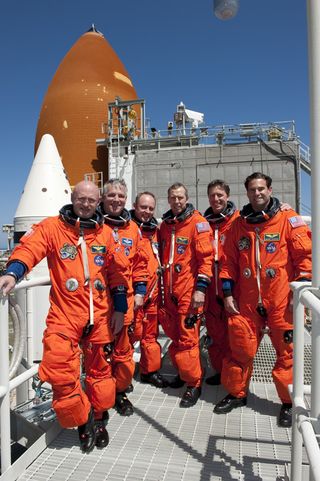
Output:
103,209,149,392
219,198,312,403
8,206,130,428
160,204,214,387
130,212,162,375
204,202,239,374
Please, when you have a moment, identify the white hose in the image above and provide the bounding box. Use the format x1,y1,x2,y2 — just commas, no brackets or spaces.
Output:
9,296,26,379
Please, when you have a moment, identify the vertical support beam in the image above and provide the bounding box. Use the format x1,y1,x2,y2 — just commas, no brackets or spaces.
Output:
308,0,320,286
291,287,305,481
307,3,320,476
0,296,11,473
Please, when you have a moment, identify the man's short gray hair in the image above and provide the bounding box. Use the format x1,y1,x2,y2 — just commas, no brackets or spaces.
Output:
103,178,128,195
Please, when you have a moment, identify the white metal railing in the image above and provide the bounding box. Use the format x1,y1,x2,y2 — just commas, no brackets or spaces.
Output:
1,278,319,479
290,281,320,481
0,276,50,475
298,140,311,165
142,120,297,145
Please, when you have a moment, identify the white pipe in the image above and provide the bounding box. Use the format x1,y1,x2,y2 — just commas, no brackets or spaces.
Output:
26,287,35,399
299,416,320,481
308,0,320,287
310,309,320,424
295,288,320,421
14,276,50,291
290,283,320,481
9,300,27,379
8,300,21,378
0,296,11,472
290,384,312,396
9,364,39,391
300,288,320,312
307,2,320,473
0,386,7,398
291,288,306,481
293,396,320,481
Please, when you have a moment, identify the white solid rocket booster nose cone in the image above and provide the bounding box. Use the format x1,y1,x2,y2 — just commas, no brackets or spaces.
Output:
13,134,72,363
14,134,71,237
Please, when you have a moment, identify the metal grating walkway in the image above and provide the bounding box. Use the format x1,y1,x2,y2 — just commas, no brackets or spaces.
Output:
16,336,311,481
17,381,308,481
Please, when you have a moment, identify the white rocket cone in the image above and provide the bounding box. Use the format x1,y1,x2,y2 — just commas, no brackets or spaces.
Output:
13,134,72,366
14,134,71,237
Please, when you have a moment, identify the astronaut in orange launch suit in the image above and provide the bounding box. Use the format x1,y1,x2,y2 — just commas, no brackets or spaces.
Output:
101,179,149,416
130,192,169,388
0,181,130,452
214,172,312,428
160,182,214,408
203,180,239,386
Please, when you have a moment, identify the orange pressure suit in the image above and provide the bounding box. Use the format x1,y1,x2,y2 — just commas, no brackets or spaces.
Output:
219,198,312,403
160,204,214,387
130,211,163,375
7,205,129,428
102,208,149,392
204,201,239,374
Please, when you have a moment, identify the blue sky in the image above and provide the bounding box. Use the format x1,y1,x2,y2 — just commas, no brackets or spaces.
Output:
0,0,310,247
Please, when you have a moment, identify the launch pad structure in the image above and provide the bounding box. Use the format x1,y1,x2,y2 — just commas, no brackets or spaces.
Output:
96,99,311,215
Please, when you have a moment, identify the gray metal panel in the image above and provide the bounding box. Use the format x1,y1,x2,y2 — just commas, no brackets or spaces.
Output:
134,141,298,217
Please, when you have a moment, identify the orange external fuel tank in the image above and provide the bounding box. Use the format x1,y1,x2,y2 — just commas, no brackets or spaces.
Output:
35,26,138,187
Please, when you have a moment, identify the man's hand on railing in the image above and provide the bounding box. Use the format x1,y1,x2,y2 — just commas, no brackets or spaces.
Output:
0,275,16,296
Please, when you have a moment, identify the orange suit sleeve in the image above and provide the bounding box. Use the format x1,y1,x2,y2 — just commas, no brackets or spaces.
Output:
286,213,312,281
8,219,53,272
193,220,214,282
132,231,149,286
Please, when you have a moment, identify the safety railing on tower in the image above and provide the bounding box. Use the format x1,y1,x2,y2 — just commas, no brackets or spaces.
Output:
289,281,320,481
0,277,56,481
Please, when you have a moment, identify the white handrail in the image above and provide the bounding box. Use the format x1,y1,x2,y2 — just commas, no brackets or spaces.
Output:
0,276,50,475
290,282,320,481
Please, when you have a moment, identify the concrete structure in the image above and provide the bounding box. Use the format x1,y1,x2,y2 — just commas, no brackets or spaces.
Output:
97,106,310,212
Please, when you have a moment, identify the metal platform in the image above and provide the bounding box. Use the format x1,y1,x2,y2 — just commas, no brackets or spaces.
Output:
17,337,311,481
17,381,308,481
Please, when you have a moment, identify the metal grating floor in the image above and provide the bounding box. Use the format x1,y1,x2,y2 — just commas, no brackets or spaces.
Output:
17,335,311,481
17,381,309,481
252,337,312,384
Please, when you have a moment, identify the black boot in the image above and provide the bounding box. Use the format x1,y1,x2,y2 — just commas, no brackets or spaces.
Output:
140,371,169,388
180,386,202,408
168,375,185,388
78,408,96,453
278,403,292,428
125,383,134,393
94,412,109,448
205,373,221,386
214,393,247,414
115,392,134,416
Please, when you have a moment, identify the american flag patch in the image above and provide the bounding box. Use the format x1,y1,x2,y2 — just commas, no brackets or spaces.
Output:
288,216,306,228
196,222,210,233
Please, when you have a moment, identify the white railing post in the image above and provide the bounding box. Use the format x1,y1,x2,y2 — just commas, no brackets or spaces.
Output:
310,306,320,481
0,295,12,474
308,0,320,286
0,277,50,475
291,284,306,481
